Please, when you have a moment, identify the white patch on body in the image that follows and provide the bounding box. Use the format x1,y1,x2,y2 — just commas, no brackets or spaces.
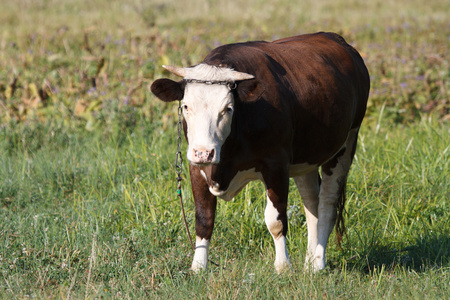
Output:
191,237,210,272
208,168,263,201
205,164,318,201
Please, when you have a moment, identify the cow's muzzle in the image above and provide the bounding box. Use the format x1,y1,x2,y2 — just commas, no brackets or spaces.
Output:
191,148,216,165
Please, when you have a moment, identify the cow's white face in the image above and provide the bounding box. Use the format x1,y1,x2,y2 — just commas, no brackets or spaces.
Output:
183,82,234,165
153,63,254,165
151,63,255,165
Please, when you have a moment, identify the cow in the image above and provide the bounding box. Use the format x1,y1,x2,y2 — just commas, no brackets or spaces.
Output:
151,32,370,273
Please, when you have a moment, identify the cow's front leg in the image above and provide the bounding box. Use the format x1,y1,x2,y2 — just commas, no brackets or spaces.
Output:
189,166,217,272
263,167,291,273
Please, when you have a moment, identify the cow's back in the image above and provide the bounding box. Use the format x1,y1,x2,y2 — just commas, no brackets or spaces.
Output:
203,32,370,166
271,32,370,129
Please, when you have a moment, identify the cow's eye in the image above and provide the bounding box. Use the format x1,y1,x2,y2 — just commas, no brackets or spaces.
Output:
220,105,233,118
224,105,233,114
183,104,188,111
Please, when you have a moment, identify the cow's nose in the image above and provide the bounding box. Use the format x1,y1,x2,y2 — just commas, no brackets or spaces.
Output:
192,148,215,164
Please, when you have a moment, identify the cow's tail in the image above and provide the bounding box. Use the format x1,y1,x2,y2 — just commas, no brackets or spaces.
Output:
335,180,347,248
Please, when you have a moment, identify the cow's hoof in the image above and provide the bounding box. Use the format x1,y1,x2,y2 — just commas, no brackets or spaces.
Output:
304,256,325,273
275,261,293,274
191,261,207,273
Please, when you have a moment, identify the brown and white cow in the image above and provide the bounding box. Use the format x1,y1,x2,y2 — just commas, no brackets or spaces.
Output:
151,32,370,273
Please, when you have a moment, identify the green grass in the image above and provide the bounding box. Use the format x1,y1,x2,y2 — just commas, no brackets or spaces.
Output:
1,0,449,298
1,115,448,298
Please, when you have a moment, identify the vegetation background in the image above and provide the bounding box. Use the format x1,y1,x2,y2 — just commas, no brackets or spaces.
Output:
0,0,448,298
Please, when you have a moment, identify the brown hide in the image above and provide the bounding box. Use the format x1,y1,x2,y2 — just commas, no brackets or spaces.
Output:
150,32,370,248
197,32,370,193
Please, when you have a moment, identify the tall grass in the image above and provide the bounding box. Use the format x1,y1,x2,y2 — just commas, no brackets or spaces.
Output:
1,113,448,298
0,0,449,298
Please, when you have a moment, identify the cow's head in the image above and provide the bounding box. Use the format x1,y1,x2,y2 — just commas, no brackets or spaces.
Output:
151,64,260,165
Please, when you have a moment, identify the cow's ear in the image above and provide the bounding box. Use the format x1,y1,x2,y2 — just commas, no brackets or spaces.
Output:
151,78,185,102
236,79,265,102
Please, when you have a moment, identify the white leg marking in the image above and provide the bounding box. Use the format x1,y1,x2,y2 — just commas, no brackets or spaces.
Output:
315,166,348,272
273,235,291,274
265,196,291,273
294,171,320,270
312,128,358,272
315,177,343,272
191,237,210,272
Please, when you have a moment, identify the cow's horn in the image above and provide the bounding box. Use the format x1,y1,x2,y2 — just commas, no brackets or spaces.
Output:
231,70,255,81
162,65,187,78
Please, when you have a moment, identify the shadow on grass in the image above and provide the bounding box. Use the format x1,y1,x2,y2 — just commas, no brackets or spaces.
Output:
338,232,450,273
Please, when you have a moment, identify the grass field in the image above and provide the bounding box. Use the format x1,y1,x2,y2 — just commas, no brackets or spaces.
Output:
1,0,449,298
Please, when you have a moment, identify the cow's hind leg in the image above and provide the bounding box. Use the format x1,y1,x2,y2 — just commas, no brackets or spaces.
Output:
263,167,291,273
314,128,359,272
294,169,320,269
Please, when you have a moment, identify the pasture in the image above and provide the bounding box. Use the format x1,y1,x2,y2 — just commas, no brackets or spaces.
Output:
0,0,449,298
